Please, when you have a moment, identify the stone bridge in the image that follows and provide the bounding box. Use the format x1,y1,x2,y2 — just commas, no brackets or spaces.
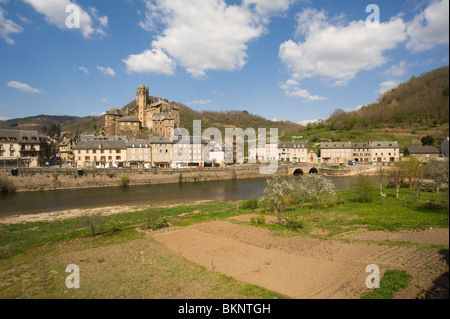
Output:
279,163,321,176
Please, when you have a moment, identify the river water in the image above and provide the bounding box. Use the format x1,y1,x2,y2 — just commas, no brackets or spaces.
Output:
0,176,359,218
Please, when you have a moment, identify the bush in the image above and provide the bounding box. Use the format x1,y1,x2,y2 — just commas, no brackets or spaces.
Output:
361,270,412,299
76,213,103,237
354,175,377,203
0,177,16,193
250,215,266,224
283,214,305,230
119,175,129,186
241,198,259,210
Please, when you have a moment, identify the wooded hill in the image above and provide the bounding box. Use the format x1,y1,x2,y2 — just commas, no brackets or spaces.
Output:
0,97,303,137
325,66,449,131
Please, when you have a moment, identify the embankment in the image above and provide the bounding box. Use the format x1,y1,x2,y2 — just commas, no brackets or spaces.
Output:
0,163,374,192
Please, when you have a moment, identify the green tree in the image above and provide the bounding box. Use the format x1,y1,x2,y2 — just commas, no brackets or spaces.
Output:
421,135,435,146
397,156,422,188
354,175,377,203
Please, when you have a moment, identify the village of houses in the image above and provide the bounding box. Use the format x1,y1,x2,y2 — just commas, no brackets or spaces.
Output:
1,85,449,170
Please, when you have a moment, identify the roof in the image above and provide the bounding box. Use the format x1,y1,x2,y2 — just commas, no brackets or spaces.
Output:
320,142,352,149
152,112,174,121
118,115,140,122
369,141,399,149
106,108,124,116
278,140,308,149
0,129,41,144
127,140,150,148
74,140,127,150
405,145,440,154
352,142,370,148
149,137,171,144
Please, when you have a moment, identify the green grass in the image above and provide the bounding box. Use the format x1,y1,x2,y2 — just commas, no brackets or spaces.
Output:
1,187,447,260
361,270,412,299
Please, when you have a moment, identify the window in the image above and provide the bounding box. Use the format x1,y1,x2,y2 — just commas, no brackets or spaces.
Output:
116,150,121,153
116,156,121,160
85,156,90,161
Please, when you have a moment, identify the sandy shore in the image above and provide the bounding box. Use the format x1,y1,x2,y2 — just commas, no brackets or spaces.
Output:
0,200,217,225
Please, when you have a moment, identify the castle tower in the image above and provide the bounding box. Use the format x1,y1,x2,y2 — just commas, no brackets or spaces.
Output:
136,84,149,128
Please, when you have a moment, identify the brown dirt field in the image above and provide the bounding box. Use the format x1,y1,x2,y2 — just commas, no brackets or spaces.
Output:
341,228,449,246
151,219,449,299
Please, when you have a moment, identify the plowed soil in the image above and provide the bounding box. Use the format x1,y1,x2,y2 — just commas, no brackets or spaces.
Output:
152,218,449,299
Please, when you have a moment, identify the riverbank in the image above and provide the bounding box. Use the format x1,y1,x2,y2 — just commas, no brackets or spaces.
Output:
0,188,448,299
1,163,376,192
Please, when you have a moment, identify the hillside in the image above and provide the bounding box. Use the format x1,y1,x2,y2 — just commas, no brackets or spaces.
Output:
0,100,303,137
326,66,449,130
282,66,450,152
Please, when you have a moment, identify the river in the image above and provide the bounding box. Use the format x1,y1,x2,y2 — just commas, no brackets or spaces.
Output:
0,176,360,218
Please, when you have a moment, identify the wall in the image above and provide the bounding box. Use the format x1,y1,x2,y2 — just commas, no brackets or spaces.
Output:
0,165,293,192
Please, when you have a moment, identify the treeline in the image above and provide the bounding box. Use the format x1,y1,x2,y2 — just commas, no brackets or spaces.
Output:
323,66,449,131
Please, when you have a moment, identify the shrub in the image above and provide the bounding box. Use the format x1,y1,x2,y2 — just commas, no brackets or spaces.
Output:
283,213,305,230
241,197,259,210
119,175,129,186
250,215,266,224
76,213,103,237
0,177,16,193
354,175,377,203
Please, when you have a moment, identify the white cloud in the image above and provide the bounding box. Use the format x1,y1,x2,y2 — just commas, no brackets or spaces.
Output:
22,0,108,39
379,80,399,95
354,105,364,111
123,49,176,75
187,100,212,106
0,7,24,44
97,66,116,77
299,119,319,126
17,15,31,24
79,66,89,74
140,0,265,78
242,0,297,23
407,0,449,52
133,0,298,78
0,116,9,121
383,61,407,77
280,79,328,103
101,98,109,103
279,8,407,86
7,81,41,93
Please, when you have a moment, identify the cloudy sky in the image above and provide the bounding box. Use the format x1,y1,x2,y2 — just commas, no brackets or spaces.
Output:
0,0,448,125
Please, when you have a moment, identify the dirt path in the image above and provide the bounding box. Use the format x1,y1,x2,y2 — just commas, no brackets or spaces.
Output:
151,221,448,299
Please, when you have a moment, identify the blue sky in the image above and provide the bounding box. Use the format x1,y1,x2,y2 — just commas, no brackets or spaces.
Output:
0,0,448,126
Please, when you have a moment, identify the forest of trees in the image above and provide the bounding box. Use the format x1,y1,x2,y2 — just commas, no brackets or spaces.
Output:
323,66,449,131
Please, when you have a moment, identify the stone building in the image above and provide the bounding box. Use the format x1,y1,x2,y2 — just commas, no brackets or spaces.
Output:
104,84,180,138
74,137,127,168
0,129,48,167
404,145,440,162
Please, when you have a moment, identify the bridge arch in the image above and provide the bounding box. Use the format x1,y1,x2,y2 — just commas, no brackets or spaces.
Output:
293,168,304,176
309,167,319,174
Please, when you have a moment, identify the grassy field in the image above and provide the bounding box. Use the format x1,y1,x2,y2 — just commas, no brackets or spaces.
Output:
0,185,448,298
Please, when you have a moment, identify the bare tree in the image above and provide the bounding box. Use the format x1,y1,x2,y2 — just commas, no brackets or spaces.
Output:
387,166,404,199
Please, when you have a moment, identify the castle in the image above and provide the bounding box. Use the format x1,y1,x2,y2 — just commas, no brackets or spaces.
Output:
104,84,180,138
